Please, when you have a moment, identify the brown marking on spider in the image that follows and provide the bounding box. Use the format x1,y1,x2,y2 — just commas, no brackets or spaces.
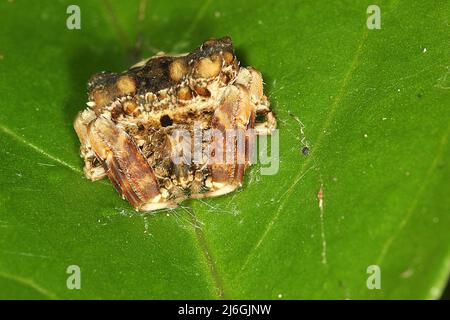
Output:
74,37,277,211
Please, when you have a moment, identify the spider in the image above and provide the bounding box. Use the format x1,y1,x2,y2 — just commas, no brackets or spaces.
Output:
74,37,276,211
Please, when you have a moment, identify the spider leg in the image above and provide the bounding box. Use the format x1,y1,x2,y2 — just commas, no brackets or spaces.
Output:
197,83,253,198
235,67,276,135
87,116,175,211
74,110,106,181
254,104,277,135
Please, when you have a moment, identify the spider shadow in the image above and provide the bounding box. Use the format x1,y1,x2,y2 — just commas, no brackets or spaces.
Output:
63,43,128,157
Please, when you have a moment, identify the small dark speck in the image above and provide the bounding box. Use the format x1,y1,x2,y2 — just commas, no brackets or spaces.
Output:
417,92,424,98
160,114,173,127
302,146,310,156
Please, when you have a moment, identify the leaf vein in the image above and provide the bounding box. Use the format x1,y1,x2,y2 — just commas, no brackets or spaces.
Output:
376,123,450,265
0,271,58,299
185,208,227,299
237,26,369,275
0,124,82,175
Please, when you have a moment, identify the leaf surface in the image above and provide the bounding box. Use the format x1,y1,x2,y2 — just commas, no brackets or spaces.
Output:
0,0,449,299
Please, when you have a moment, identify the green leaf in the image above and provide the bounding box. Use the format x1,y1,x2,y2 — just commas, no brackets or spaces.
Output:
0,0,449,299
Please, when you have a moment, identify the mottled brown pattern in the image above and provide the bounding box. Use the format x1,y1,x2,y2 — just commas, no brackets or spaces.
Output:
74,37,276,211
